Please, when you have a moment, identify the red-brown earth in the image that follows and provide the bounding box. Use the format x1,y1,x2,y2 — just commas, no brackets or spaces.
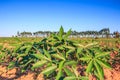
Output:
0,64,120,80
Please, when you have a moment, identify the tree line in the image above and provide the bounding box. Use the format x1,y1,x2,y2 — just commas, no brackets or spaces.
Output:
16,28,120,38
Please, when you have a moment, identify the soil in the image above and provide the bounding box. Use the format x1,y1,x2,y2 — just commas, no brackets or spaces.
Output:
0,65,44,80
0,64,120,80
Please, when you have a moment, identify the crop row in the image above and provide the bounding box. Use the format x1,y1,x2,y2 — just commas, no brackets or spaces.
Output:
0,27,120,80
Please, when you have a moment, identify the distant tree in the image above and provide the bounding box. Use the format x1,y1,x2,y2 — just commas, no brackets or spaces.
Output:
113,31,119,38
17,31,20,37
20,31,32,37
99,28,110,38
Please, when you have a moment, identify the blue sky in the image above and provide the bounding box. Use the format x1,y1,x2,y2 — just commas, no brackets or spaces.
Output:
0,0,120,36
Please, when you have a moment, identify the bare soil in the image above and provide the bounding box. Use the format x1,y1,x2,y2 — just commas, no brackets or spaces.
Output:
0,65,44,80
0,64,120,80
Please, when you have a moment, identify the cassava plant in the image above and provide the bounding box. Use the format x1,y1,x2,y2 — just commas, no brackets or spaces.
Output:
6,26,112,80
77,44,111,80
31,26,88,80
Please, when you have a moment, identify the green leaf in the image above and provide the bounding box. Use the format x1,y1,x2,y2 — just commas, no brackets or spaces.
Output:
0,52,6,59
65,46,75,50
22,59,32,68
94,61,104,80
31,54,42,59
41,65,57,75
94,70,101,80
25,46,32,54
66,50,74,57
31,53,51,61
54,41,63,47
77,48,83,54
59,26,64,38
32,60,48,69
64,76,88,80
86,60,93,73
85,42,98,48
59,61,65,69
64,68,75,76
19,46,28,50
95,52,109,58
56,61,65,80
17,53,27,58
96,59,111,69
43,49,51,59
74,43,84,48
52,54,65,60
64,61,77,66
64,29,72,40
79,57,91,61
64,76,77,80
8,61,15,69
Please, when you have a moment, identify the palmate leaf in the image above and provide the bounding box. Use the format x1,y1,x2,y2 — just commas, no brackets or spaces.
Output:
56,61,65,80
64,61,77,66
52,54,65,60
41,65,57,76
74,43,84,48
19,46,28,51
95,52,110,58
14,45,22,52
84,42,98,48
17,53,28,58
63,76,77,80
31,53,51,61
96,59,111,69
64,29,72,40
64,76,88,80
65,46,75,50
77,48,83,54
79,57,91,61
32,60,48,69
0,52,6,59
43,49,51,59
64,68,75,76
31,54,42,59
41,38,48,42
66,49,75,57
22,59,33,68
54,41,63,47
59,26,64,38
94,70,100,80
7,61,15,69
94,61,104,80
86,60,93,73
76,48,83,59
25,46,32,54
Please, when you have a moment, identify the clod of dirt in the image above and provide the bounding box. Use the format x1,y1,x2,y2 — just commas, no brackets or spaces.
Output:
36,73,44,80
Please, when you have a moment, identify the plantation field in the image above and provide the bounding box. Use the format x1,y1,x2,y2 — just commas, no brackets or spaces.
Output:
0,37,41,49
0,37,120,49
0,27,120,80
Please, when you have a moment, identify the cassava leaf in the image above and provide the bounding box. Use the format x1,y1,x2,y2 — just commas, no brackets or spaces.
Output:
96,59,111,69
79,57,91,61
86,60,93,73
52,54,65,60
56,61,65,80
94,61,104,80
64,29,72,40
64,61,77,66
32,60,48,69
59,26,64,38
95,52,109,58
64,68,75,76
41,65,57,75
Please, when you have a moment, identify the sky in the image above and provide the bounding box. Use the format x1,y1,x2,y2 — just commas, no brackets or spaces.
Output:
0,0,120,37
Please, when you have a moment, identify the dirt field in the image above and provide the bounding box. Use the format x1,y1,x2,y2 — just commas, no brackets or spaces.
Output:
0,64,120,80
